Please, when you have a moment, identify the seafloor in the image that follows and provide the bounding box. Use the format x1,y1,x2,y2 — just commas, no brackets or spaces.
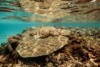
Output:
0,27,100,67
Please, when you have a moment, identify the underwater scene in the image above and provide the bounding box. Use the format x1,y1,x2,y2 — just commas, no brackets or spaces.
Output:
0,0,100,67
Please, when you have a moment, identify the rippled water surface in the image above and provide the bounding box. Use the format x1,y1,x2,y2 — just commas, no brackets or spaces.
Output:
0,0,100,44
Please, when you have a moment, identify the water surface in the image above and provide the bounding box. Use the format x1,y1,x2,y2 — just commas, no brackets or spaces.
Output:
0,0,100,44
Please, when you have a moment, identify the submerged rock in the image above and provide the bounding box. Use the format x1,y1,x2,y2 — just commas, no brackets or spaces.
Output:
16,27,70,57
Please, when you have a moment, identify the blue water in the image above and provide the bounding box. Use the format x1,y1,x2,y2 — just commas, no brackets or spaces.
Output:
0,0,100,45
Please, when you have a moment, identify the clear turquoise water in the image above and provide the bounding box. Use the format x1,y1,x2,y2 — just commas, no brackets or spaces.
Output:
0,0,100,45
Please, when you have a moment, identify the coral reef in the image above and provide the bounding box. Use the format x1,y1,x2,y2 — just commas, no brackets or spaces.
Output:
0,27,100,67
16,27,70,57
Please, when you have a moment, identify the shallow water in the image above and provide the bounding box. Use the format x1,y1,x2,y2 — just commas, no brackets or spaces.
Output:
0,19,100,44
0,0,100,44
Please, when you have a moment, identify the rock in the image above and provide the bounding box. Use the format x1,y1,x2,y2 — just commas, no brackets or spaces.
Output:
8,36,20,44
8,36,21,50
0,55,7,62
16,27,70,57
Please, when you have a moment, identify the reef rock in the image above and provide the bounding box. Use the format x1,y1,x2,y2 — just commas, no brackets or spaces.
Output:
0,27,100,67
16,27,70,57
